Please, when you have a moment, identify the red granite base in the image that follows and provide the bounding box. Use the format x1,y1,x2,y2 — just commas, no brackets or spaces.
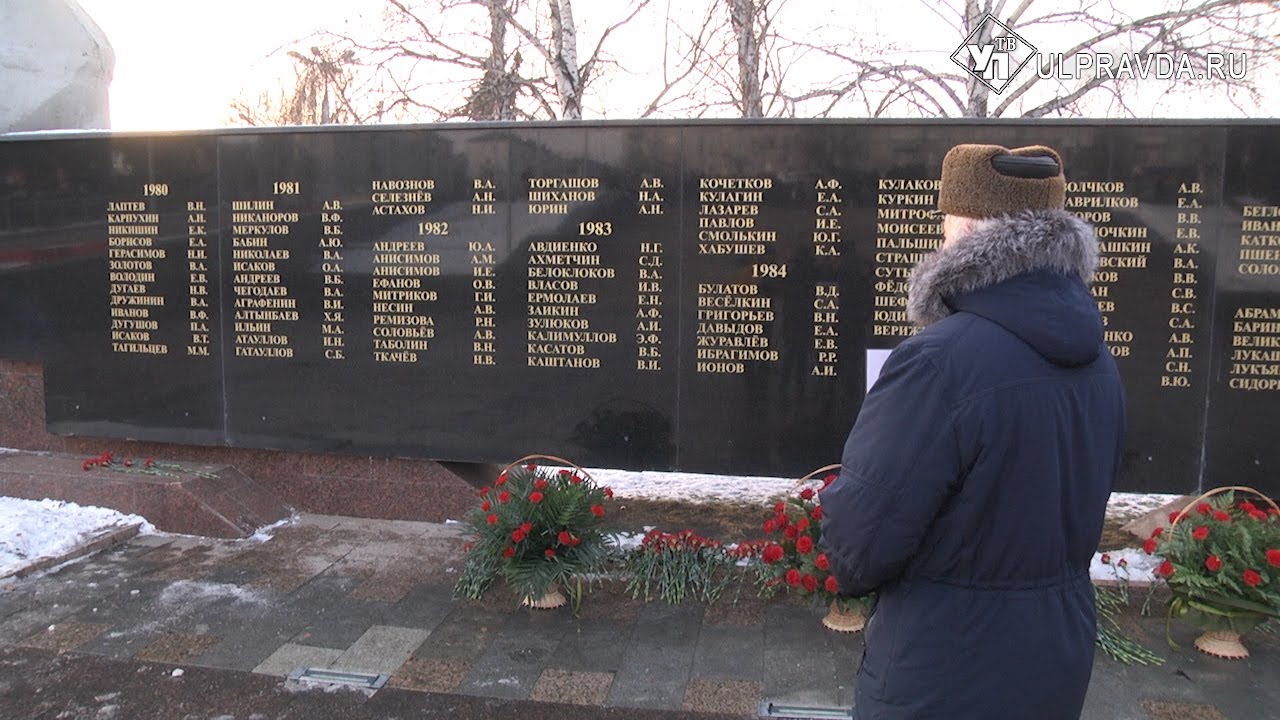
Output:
0,451,292,538
0,359,488,528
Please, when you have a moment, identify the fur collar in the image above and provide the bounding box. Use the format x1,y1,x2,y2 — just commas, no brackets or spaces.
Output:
906,210,1098,327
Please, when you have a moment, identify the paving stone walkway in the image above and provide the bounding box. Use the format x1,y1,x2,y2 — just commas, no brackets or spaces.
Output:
1,513,1277,719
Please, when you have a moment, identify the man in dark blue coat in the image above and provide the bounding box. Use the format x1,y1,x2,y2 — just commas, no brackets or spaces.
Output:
819,144,1126,720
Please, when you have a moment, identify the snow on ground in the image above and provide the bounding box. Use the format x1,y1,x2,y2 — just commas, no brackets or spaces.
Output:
0,497,151,578
1090,547,1162,584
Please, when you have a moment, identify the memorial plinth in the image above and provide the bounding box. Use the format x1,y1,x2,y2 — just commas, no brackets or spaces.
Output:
2,120,1278,497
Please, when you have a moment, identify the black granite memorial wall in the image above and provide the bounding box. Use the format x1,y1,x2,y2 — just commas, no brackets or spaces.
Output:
1,120,1276,495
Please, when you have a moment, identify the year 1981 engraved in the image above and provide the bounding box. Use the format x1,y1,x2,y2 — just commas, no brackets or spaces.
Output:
273,181,301,195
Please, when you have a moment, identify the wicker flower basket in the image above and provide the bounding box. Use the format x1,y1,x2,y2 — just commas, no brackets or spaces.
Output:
1166,486,1280,660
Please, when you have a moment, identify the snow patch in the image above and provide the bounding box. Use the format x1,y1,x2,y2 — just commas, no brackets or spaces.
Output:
158,580,269,607
0,497,150,578
1090,547,1162,584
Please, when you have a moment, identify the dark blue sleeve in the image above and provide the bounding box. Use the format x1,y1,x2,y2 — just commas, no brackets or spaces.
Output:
818,340,961,597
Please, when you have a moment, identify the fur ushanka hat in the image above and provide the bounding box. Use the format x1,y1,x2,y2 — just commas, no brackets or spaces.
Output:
937,144,1066,218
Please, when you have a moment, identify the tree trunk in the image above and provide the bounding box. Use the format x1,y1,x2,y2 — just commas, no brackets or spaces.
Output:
548,0,583,119
963,0,991,117
726,0,763,117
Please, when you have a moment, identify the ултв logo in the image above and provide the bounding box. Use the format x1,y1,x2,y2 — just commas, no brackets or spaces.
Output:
950,14,1037,94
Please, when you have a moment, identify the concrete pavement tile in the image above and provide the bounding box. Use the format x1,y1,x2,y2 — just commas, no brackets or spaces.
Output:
760,604,845,708
125,534,178,549
134,632,219,663
296,513,346,529
457,609,574,700
409,604,507,662
692,623,763,680
389,657,470,693
1140,700,1227,720
606,602,703,711
547,618,635,672
350,573,420,602
330,624,432,676
252,642,345,677
250,570,316,594
702,592,770,627
530,668,614,706
682,678,762,716
16,621,108,652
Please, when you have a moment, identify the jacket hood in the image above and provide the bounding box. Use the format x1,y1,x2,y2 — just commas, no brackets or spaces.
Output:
907,210,1104,367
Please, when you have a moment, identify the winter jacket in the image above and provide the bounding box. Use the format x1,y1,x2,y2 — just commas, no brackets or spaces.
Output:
819,210,1126,720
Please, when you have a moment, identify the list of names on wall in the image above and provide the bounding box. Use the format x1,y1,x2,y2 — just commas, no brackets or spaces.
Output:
1161,182,1206,389
186,200,212,357
872,179,938,340
231,189,299,359
525,177,618,369
321,198,346,361
1229,203,1280,392
1070,181,1147,360
812,178,844,378
108,193,167,355
635,177,668,372
372,179,439,364
694,177,780,375
471,178,498,367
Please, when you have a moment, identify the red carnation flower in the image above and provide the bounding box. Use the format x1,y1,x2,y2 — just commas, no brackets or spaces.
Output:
1157,561,1175,578
591,505,605,518
812,506,823,520
143,457,155,468
502,546,515,558
520,522,532,533
785,568,801,586
1205,555,1223,572
823,474,836,488
529,491,544,504
1117,558,1128,568
603,487,613,498
796,536,815,554
570,474,583,484
796,517,810,532
481,501,491,512
1213,510,1231,522
1267,549,1280,568
774,502,786,514
569,534,581,546
545,548,557,558
1150,527,1164,538
1249,509,1268,521
815,553,830,570
495,473,508,486
1167,511,1182,524
784,525,799,540
801,574,818,592
762,544,784,564
1196,503,1212,516
800,488,814,500
499,491,510,503
123,458,133,467
1243,569,1262,587
82,459,95,471
525,463,537,471
1100,553,1111,565
1192,526,1210,541
1143,538,1158,554
534,478,548,490
774,513,788,528
486,514,498,525
558,530,572,545
824,576,839,594
512,529,526,542
1270,508,1280,517
479,487,490,497
763,519,776,533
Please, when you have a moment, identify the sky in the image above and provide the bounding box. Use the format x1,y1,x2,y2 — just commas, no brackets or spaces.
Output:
75,0,1279,131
